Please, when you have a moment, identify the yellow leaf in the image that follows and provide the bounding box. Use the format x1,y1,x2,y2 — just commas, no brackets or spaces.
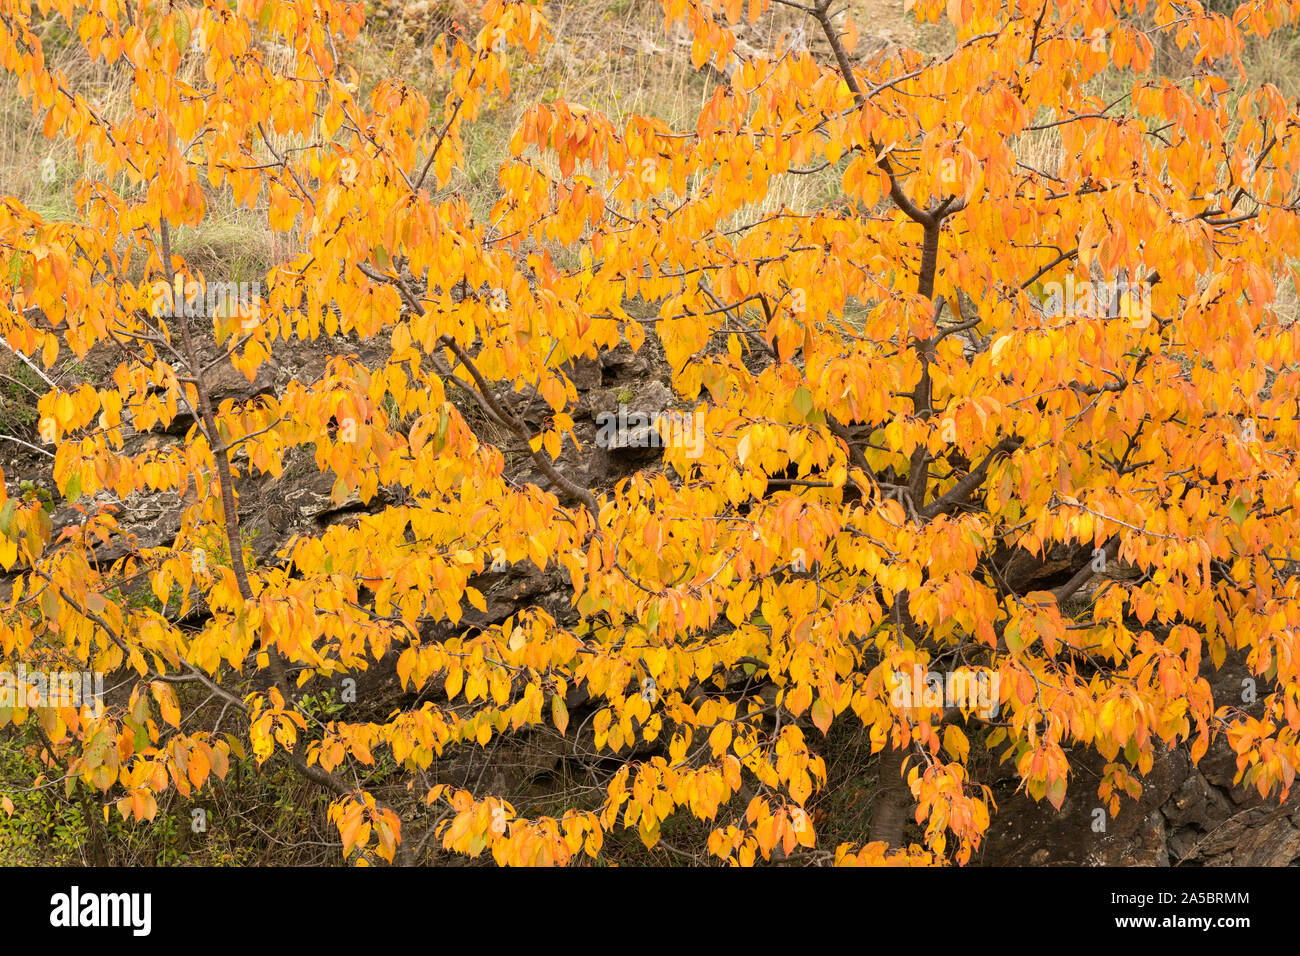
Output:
943,725,970,762
553,695,569,736
811,696,833,735
151,681,181,729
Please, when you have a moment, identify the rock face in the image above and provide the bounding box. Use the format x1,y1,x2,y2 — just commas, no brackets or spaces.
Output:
974,746,1300,867
8,318,1300,867
973,643,1300,866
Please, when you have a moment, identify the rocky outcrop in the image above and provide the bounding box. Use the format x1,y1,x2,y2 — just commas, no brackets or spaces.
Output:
973,643,1300,866
7,319,1300,867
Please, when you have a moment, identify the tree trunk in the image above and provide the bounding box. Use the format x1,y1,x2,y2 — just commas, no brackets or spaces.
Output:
868,745,913,848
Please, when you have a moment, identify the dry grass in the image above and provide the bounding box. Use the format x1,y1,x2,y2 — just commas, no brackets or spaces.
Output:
0,0,933,282
2,1,1294,280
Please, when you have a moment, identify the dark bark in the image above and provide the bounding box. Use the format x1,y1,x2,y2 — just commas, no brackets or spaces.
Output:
868,744,913,848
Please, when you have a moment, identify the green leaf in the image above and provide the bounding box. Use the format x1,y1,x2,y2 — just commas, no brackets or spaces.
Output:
1229,496,1248,525
62,471,82,504
173,16,191,55
225,733,247,761
0,499,15,537
84,731,108,768
791,385,815,420
430,404,450,454
1003,619,1023,655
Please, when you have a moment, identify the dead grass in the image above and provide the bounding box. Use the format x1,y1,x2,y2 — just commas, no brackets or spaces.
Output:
2,0,1293,288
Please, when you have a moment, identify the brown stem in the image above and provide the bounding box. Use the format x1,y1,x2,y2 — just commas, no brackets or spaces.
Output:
355,262,600,517
158,220,356,803
1051,533,1122,604
811,3,933,227
921,436,1023,520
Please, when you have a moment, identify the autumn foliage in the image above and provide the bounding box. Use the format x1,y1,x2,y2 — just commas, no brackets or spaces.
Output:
1,0,1300,865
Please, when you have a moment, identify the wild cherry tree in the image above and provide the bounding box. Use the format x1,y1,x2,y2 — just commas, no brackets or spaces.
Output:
1,0,1300,865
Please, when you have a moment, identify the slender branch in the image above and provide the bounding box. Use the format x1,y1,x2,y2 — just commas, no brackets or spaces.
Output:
355,263,600,516
0,334,56,389
810,4,933,227
158,218,357,803
0,433,55,458
1052,534,1122,604
920,436,1023,520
